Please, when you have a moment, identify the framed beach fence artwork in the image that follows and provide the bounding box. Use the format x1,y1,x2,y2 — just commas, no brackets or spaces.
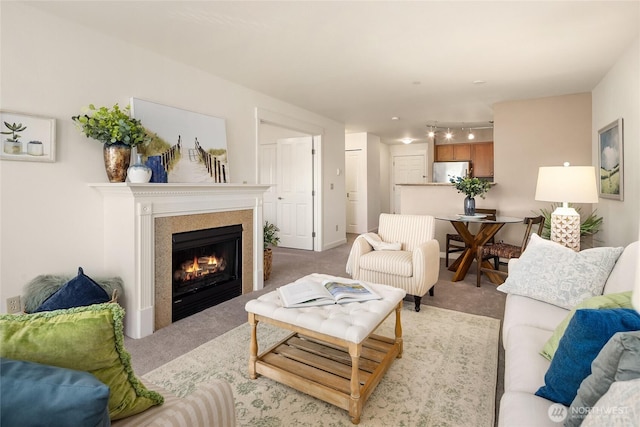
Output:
0,111,56,162
130,98,229,183
598,118,623,200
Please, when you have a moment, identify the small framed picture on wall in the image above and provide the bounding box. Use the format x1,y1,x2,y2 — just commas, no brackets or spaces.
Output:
598,118,623,201
0,110,56,162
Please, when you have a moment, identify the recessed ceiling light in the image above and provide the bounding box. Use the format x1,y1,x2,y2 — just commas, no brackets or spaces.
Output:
401,138,413,145
391,116,399,120
473,80,486,85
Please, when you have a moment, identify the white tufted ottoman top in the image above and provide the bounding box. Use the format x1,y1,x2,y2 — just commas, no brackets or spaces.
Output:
245,273,406,344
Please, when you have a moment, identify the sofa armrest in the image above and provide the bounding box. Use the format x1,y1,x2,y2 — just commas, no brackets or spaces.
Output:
112,379,236,427
346,235,374,277
412,239,440,296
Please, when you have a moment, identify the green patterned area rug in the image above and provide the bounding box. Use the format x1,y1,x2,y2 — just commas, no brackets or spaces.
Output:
143,305,500,427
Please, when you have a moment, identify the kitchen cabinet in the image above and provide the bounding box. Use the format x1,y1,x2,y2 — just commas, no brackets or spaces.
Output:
434,142,494,179
471,142,494,179
435,144,471,161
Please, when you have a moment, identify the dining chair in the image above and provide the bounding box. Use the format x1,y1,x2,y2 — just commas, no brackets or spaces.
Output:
445,208,498,267
476,215,545,287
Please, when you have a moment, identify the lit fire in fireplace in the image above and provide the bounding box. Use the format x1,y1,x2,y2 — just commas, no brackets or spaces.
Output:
175,254,227,282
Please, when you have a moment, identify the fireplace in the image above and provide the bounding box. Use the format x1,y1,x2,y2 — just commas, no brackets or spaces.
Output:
172,224,242,321
89,183,269,338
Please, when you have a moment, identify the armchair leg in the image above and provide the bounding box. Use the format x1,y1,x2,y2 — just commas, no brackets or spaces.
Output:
429,287,434,297
414,295,421,312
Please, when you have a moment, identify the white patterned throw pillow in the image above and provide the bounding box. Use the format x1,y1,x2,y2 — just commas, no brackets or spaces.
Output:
497,234,623,309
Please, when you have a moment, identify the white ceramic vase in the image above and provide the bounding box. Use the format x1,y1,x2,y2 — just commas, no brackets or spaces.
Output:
127,153,152,183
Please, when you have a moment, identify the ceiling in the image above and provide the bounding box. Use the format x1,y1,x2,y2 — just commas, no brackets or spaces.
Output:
28,1,639,144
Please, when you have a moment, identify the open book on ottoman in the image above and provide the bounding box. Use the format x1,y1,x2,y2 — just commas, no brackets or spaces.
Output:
277,278,381,308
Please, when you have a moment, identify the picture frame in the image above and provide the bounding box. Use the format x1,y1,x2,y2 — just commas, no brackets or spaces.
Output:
0,110,56,162
598,118,623,200
130,98,229,183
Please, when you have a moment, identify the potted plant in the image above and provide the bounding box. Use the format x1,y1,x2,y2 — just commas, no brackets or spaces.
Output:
2,121,27,154
72,104,149,182
263,221,280,281
449,175,491,216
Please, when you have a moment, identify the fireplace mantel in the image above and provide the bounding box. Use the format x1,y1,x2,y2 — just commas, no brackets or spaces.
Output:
89,183,270,338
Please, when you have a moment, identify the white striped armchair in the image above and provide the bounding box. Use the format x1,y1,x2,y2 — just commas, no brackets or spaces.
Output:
346,213,440,312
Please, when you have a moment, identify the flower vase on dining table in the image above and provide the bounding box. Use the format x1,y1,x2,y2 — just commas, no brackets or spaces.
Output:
464,196,476,216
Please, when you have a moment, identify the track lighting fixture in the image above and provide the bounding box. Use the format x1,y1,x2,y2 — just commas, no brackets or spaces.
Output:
424,122,492,141
445,128,453,140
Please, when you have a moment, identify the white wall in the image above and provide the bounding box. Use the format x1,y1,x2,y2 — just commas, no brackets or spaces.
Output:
379,143,391,214
366,133,381,231
0,3,345,311
493,93,593,219
592,37,639,247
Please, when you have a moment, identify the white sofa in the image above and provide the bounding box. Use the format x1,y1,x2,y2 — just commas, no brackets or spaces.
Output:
498,240,638,427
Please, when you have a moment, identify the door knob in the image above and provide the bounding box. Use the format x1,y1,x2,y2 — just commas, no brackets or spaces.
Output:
278,197,283,200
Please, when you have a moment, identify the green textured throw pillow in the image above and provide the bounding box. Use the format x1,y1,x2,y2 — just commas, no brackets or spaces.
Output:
0,303,163,420
540,291,633,360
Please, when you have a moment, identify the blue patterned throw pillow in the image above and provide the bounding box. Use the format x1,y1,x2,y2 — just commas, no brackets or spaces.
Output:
535,308,640,406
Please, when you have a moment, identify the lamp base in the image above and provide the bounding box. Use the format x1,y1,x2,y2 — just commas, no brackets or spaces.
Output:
550,207,580,251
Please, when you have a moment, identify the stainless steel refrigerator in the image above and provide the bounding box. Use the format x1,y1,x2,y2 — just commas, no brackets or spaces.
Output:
432,161,471,183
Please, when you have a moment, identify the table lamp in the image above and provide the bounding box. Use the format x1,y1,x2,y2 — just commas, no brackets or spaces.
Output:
535,162,598,251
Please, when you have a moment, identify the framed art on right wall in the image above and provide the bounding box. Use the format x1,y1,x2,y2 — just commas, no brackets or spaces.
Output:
598,118,624,201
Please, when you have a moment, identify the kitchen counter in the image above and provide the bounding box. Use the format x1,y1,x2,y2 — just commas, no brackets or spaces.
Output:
398,182,453,186
397,182,496,186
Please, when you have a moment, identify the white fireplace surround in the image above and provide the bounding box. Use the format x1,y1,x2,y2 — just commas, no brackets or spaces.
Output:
89,183,270,338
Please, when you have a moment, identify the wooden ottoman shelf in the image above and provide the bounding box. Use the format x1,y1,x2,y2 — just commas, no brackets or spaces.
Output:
245,273,406,424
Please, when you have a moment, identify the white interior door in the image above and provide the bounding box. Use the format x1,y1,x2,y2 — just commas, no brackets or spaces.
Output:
259,144,277,224
277,137,314,250
345,149,365,234
393,155,426,213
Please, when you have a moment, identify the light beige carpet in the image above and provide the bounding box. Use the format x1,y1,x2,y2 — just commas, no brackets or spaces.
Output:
143,303,500,427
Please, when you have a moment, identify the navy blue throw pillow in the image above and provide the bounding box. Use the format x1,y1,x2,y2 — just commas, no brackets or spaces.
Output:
535,308,640,406
34,267,110,312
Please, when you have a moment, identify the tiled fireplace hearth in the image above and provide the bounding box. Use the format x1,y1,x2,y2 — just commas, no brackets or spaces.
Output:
89,183,269,338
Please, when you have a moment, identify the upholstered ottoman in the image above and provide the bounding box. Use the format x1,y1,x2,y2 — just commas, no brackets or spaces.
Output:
245,273,406,424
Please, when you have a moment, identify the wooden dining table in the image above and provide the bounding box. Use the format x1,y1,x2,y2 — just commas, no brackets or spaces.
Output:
436,214,523,283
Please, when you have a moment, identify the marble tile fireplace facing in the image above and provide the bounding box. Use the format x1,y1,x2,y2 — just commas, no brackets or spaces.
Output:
89,183,270,338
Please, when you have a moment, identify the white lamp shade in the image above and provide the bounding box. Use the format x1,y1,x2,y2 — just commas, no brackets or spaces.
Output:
535,166,599,203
